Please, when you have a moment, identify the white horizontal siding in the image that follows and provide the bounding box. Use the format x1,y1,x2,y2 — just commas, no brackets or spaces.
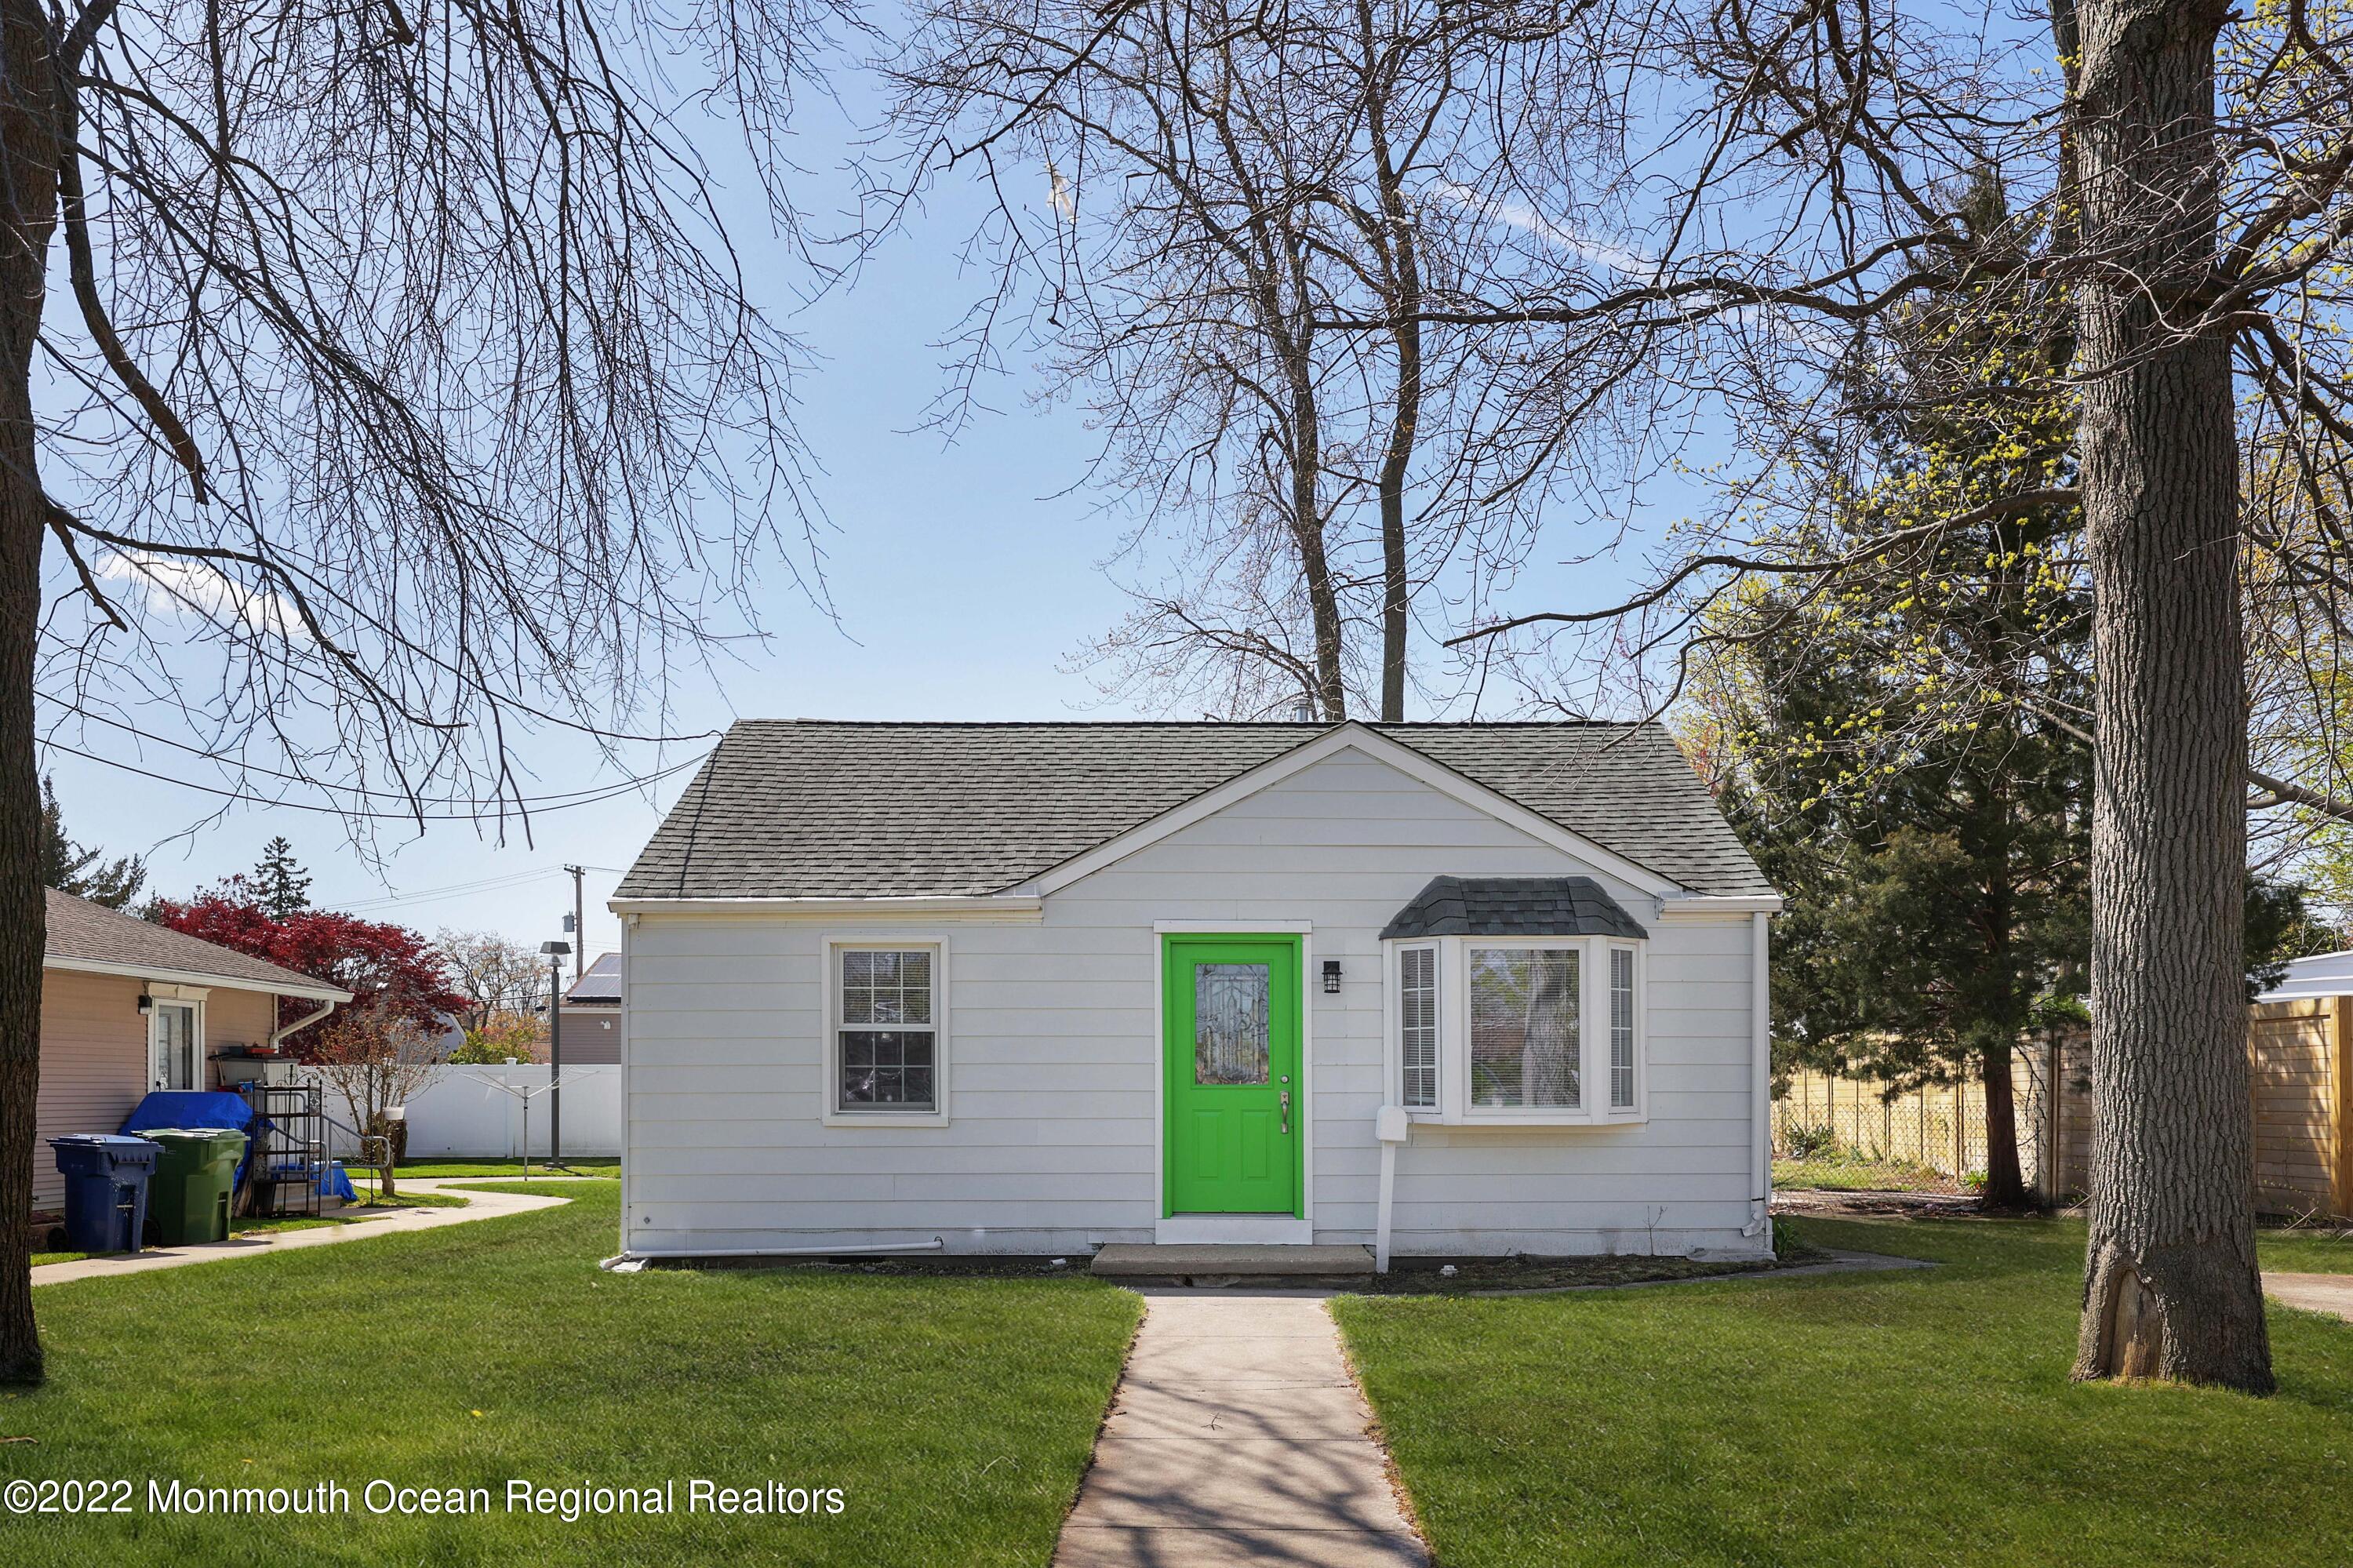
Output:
624,746,1765,1257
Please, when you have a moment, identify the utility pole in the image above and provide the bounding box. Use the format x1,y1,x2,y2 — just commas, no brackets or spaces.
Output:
540,939,571,1166
566,864,586,967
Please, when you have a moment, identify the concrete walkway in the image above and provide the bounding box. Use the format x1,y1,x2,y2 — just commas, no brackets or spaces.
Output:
2267,1271,2353,1322
31,1179,573,1288
1053,1288,1427,1568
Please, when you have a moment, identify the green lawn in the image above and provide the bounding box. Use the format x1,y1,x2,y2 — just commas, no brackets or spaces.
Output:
383,1159,620,1180
3,1182,1139,1566
1335,1216,2353,1567
2258,1223,2353,1274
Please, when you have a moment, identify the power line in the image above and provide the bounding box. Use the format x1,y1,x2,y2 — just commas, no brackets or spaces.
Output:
339,867,573,912
42,741,702,820
42,699,709,807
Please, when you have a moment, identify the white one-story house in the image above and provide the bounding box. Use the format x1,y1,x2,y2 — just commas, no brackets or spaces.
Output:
609,719,1780,1264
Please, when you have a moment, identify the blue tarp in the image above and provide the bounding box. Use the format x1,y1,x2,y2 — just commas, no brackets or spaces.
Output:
119,1090,258,1188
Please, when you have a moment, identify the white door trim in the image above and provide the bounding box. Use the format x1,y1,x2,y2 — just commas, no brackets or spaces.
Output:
147,998,204,1092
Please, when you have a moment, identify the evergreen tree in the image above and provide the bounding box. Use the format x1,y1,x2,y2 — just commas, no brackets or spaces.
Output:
1693,180,2089,1209
37,776,145,909
249,836,314,919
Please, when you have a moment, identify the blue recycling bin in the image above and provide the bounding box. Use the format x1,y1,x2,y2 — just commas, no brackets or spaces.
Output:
49,1134,162,1253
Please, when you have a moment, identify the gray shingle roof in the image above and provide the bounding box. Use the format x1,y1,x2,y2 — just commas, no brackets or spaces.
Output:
42,888,349,995
616,720,1773,901
1380,876,1649,940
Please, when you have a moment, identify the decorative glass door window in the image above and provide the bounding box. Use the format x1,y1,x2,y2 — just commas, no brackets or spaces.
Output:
837,948,937,1111
1467,948,1580,1108
1193,963,1271,1085
151,1002,199,1091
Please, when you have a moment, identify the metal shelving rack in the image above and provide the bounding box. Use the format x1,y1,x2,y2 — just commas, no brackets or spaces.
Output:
243,1082,325,1219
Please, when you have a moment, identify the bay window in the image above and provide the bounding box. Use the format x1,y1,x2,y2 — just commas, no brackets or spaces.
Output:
1380,875,1649,1126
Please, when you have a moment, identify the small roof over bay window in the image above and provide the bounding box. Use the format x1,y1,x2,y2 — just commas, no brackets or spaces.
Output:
1380,875,1648,942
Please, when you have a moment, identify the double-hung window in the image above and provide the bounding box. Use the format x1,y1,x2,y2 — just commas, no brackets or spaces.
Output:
831,943,947,1119
1398,945,1438,1109
1608,944,1638,1111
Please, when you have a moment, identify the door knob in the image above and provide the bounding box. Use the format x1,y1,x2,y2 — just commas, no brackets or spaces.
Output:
1279,1088,1292,1135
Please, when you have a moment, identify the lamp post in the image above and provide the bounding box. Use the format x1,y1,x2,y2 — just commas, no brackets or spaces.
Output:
541,939,571,1165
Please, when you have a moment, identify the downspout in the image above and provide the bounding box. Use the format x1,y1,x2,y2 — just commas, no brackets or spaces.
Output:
1745,911,1773,1240
619,911,636,1266
1374,1105,1409,1272
270,998,336,1050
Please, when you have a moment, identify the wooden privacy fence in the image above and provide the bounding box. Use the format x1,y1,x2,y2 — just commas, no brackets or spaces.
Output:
2246,999,2353,1216
1775,1069,1990,1181
2042,999,2353,1219
1786,1001,2353,1216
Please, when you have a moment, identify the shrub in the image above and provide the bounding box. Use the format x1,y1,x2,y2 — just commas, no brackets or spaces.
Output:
1782,1123,1839,1159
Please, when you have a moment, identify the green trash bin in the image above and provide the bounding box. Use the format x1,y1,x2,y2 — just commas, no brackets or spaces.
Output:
144,1128,248,1245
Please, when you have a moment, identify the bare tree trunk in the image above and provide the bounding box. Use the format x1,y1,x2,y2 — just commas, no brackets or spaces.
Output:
1376,336,1417,724
2069,0,2271,1392
1981,1044,2026,1209
0,0,60,1384
1285,375,1348,719
1366,42,1420,725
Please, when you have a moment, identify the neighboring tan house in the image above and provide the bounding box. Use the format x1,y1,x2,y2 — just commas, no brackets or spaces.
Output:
610,719,1781,1264
556,952,623,1065
34,889,350,1212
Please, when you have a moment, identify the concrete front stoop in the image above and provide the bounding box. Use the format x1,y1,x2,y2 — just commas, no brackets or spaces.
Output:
1089,1243,1375,1281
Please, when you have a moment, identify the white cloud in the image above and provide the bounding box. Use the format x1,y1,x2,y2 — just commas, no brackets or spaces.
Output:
94,548,307,642
1422,180,1653,278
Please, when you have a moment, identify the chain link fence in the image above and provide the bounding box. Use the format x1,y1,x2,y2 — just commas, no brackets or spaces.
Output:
1773,1069,1991,1191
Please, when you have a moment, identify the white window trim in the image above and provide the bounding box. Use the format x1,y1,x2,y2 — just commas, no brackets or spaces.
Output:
1384,934,1647,1126
147,994,207,1093
820,934,952,1128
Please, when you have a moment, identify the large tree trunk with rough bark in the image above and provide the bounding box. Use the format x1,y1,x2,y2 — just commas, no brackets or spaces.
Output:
0,0,60,1385
2068,0,2272,1392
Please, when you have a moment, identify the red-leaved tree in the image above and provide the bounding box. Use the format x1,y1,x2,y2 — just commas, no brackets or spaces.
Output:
149,879,465,1046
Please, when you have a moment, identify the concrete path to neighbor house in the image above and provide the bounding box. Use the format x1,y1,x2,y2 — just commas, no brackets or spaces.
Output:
2267,1271,2353,1322
31,1178,580,1288
1053,1287,1429,1568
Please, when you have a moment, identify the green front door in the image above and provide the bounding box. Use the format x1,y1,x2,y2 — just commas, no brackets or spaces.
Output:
1163,936,1302,1216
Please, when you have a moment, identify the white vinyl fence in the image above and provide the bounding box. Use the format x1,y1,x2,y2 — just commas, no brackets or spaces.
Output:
297,1064,621,1159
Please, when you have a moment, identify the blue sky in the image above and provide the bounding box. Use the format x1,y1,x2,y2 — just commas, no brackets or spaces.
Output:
40,43,1675,961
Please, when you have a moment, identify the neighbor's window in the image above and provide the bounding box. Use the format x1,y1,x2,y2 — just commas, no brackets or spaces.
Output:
1609,946,1637,1110
1398,946,1438,1108
837,948,937,1111
1467,947,1580,1109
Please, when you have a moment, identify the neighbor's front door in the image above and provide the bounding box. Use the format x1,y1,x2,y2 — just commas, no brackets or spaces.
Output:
150,1002,198,1091
1163,937,1301,1216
